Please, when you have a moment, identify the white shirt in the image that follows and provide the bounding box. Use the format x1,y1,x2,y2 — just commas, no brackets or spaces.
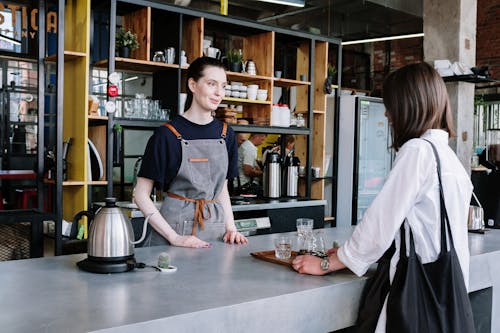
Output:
238,139,258,185
337,129,473,332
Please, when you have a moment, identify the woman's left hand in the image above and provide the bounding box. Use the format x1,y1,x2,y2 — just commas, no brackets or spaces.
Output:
223,230,248,244
292,254,327,275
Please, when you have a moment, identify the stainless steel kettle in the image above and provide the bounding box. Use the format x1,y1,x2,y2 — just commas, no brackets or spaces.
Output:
77,197,137,273
87,197,135,258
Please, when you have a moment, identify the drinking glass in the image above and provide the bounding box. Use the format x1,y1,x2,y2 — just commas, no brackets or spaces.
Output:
296,218,313,238
274,236,292,259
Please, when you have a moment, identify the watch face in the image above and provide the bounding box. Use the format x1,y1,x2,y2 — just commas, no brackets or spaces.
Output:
321,258,329,271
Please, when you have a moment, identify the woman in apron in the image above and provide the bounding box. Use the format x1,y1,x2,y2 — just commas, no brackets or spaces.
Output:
134,57,247,247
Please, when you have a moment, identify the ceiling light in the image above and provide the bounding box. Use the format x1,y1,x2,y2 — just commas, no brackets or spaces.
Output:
257,0,305,7
0,34,21,45
124,76,139,82
341,33,424,45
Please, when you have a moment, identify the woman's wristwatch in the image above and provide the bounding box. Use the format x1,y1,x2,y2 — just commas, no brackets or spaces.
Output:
320,256,330,272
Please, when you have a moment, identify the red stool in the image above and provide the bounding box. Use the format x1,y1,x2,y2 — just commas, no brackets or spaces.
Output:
15,188,37,209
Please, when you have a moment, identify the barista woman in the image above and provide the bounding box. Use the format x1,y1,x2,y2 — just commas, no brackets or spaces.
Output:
134,57,248,248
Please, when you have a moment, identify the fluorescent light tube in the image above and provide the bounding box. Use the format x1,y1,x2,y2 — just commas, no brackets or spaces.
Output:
124,76,139,82
342,33,424,45
0,34,21,45
257,0,305,7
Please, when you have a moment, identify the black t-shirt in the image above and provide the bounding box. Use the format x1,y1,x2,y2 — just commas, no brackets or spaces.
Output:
138,115,238,191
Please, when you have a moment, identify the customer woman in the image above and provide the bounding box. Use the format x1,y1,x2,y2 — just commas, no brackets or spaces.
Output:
292,62,473,330
134,56,248,247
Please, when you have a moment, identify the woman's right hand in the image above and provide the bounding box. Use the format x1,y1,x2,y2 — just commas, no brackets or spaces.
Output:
170,234,211,248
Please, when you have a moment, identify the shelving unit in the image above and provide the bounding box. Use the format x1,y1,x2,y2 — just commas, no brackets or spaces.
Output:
49,0,341,249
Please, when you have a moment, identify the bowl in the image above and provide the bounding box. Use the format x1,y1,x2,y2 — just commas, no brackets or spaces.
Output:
256,93,267,101
239,92,247,99
257,89,267,94
247,84,259,90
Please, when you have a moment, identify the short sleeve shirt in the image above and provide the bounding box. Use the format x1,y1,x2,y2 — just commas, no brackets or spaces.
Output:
138,115,238,191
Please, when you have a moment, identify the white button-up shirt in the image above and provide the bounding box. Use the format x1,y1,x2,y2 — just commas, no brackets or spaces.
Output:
337,129,473,332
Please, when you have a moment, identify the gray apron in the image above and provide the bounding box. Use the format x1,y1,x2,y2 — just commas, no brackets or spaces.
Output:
147,122,229,246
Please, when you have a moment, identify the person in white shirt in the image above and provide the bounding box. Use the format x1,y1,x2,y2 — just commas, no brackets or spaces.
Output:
292,62,473,331
237,133,266,186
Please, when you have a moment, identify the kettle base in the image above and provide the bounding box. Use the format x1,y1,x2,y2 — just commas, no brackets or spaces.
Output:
77,257,136,274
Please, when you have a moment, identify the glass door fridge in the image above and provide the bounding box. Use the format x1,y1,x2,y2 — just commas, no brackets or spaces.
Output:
336,96,393,226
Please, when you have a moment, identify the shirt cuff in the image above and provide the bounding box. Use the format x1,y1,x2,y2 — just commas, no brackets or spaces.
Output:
337,244,370,277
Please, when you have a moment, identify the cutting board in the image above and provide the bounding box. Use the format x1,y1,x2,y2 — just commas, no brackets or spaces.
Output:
250,250,298,268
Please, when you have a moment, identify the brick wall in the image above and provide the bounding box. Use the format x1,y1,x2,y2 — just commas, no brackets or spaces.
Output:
370,38,423,95
476,0,500,79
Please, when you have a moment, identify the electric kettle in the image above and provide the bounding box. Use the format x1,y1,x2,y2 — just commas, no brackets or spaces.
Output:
77,197,137,273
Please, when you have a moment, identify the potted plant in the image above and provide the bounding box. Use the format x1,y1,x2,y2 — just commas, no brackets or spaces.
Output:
324,63,337,94
226,48,243,72
116,28,139,58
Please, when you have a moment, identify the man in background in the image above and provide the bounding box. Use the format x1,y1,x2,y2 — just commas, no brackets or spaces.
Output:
237,133,266,187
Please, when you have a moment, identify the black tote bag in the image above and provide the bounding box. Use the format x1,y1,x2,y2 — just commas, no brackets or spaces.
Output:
386,140,475,333
356,243,394,333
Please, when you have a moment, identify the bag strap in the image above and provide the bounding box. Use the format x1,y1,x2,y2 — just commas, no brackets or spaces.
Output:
423,139,455,254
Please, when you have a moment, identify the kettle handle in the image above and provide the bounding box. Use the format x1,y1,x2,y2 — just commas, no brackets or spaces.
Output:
71,210,94,238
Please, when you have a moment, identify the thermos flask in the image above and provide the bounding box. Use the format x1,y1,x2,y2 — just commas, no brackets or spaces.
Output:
284,155,300,197
263,151,281,198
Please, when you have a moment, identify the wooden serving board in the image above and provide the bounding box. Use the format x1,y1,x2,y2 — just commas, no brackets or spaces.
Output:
250,250,298,268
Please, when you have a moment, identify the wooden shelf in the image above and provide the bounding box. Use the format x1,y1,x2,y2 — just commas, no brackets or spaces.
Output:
273,78,311,87
226,71,272,82
88,115,108,121
93,58,179,73
89,181,108,185
45,51,87,62
62,181,86,186
223,97,271,105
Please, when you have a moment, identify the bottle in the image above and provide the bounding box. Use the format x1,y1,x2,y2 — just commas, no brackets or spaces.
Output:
263,151,281,198
284,153,300,197
271,104,281,126
280,104,291,127
296,113,305,127
180,50,188,66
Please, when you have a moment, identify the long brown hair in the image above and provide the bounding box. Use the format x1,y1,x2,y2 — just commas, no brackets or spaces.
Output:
382,62,455,151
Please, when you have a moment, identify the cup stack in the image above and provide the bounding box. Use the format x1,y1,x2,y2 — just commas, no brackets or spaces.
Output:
247,85,258,100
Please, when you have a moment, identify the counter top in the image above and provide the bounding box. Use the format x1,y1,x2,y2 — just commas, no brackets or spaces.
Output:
1,228,499,332
119,198,327,218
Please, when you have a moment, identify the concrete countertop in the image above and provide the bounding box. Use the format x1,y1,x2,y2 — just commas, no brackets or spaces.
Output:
1,227,499,332
119,198,327,217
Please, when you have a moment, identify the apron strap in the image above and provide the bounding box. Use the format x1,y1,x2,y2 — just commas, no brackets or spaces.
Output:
167,192,216,235
221,122,227,139
165,122,227,140
163,123,182,140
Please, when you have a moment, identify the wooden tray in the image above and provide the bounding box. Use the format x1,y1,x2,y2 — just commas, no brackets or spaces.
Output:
250,250,298,268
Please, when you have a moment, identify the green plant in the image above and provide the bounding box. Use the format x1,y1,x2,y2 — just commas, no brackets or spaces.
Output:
227,48,243,63
116,28,139,50
327,63,337,78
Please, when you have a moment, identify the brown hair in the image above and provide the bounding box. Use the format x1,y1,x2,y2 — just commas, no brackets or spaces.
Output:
382,62,455,151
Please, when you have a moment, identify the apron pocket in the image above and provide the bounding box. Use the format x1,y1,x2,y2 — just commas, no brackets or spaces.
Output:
188,158,211,187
